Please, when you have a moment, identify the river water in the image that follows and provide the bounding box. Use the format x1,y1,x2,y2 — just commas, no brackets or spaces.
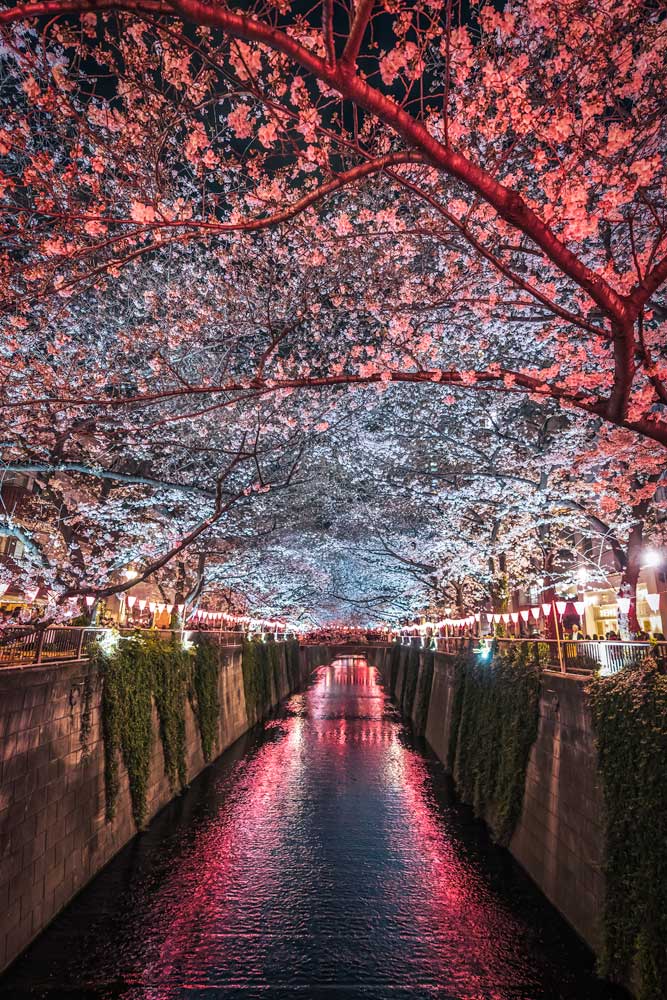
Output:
1,657,624,1000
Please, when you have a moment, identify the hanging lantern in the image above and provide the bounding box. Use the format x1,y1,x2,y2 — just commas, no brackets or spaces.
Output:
617,597,631,615
138,599,147,611
530,607,540,620
177,603,185,615
149,602,156,613
520,609,530,622
501,613,510,623
555,600,567,616
541,602,552,616
166,604,173,614
157,603,165,614
573,600,586,616
127,595,137,609
85,595,95,607
510,612,519,623
646,593,660,613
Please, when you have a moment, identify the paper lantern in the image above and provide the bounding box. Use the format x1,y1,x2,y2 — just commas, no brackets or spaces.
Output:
520,609,530,622
149,602,156,613
138,599,147,611
501,613,510,623
157,603,165,613
541,602,552,616
510,612,519,623
166,604,173,614
177,604,185,614
617,597,631,614
573,600,586,616
530,607,540,620
85,595,95,607
127,595,136,608
555,601,567,616
646,593,660,613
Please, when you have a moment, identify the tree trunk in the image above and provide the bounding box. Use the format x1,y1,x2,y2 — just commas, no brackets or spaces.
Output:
619,520,643,638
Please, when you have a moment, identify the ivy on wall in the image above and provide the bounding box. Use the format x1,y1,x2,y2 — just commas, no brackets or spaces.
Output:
96,638,155,829
95,632,223,829
285,639,301,690
413,647,435,736
401,643,421,716
448,645,540,846
268,640,283,702
241,639,273,722
191,636,221,763
147,634,191,792
588,659,667,1000
388,641,402,695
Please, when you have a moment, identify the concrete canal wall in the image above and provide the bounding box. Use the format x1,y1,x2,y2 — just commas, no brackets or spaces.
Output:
0,642,326,973
366,644,606,957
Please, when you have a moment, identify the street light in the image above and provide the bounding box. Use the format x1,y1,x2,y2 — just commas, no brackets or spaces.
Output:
642,549,663,568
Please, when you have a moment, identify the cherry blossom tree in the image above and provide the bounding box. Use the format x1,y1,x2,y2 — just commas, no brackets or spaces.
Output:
1,0,665,444
1,0,666,628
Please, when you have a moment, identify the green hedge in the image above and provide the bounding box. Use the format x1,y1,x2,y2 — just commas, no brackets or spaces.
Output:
448,646,540,845
588,659,667,1000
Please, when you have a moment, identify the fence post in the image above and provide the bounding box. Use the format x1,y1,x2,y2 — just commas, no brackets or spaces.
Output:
76,628,86,660
552,603,566,673
34,626,46,665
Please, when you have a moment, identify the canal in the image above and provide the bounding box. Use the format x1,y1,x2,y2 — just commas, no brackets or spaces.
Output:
1,657,624,999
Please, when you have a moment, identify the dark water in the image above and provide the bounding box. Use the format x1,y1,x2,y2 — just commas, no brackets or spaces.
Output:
1,658,625,1000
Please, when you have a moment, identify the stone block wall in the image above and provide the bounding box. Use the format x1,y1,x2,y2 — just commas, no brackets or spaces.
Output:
0,641,311,973
509,672,605,952
369,644,606,958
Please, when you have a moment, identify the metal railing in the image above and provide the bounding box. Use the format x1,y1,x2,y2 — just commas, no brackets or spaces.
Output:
0,625,252,668
425,635,667,674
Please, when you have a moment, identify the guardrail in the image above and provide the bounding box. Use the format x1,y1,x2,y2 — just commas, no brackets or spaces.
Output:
0,625,257,668
402,634,667,675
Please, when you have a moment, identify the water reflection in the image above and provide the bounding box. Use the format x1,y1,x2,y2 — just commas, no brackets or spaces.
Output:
1,658,624,999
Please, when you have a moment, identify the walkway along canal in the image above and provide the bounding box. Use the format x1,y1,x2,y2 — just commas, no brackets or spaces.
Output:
0,655,627,999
